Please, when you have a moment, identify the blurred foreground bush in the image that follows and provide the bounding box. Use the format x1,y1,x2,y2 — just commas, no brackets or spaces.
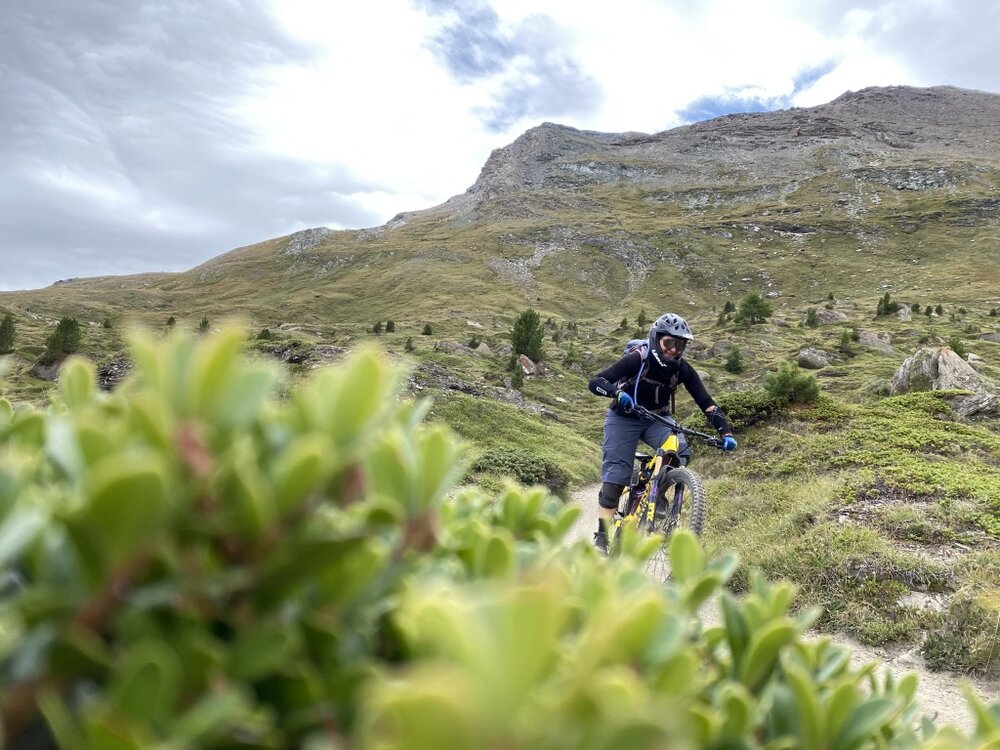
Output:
1,330,997,748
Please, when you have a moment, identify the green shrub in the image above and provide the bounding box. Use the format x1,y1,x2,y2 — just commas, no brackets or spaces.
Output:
876,292,900,317
734,291,772,325
422,323,432,335
198,316,210,332
471,448,569,495
764,361,821,404
0,331,993,748
41,316,81,364
511,308,545,361
724,346,744,373
805,307,819,327
0,312,14,353
716,388,782,430
948,337,968,358
385,320,395,333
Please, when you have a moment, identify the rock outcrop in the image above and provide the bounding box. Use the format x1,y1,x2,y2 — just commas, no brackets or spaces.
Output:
889,346,997,416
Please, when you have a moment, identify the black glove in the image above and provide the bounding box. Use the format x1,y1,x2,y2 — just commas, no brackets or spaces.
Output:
707,407,732,435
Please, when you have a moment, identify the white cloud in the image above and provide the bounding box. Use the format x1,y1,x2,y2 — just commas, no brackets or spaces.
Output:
1,0,999,289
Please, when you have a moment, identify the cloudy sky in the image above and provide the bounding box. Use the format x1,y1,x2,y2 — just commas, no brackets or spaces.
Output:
2,0,999,291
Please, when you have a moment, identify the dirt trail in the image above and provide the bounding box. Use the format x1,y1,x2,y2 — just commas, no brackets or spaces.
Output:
566,484,998,734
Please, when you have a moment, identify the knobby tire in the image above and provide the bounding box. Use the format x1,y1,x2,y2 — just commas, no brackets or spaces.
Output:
644,466,706,582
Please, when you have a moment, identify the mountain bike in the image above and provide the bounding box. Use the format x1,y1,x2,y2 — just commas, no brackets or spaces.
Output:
609,404,726,580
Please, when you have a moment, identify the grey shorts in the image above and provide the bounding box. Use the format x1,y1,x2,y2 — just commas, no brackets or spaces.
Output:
601,408,690,485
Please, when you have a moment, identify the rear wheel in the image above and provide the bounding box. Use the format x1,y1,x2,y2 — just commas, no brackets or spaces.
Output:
644,467,706,582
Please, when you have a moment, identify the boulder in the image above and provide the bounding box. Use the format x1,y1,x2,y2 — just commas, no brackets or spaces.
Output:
814,308,848,325
889,346,997,415
434,341,476,356
29,359,61,381
797,347,836,369
474,342,494,358
979,332,1000,343
858,330,895,355
518,354,545,376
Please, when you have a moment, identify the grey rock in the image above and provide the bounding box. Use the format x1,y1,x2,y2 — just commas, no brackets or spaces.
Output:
890,346,997,415
814,308,848,325
858,330,896,355
798,347,836,369
435,341,477,356
29,359,61,381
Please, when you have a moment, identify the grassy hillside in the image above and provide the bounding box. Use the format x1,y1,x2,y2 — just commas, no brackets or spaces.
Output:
1,86,999,674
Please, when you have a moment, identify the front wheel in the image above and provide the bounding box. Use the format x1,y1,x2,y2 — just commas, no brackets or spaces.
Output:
644,466,707,581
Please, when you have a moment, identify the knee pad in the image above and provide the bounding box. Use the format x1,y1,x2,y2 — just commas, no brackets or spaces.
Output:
598,482,625,509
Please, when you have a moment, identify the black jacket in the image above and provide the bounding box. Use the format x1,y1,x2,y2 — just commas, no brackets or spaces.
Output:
589,349,718,418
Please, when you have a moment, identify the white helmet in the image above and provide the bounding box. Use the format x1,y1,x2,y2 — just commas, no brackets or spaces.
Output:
648,313,693,361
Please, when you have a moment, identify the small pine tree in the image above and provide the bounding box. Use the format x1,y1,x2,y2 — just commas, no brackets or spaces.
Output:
722,301,735,314
636,309,648,329
167,316,176,328
990,307,999,317
510,308,545,361
925,307,932,317
468,336,481,349
618,317,629,331
875,292,900,317
827,292,834,301
43,317,82,363
0,313,15,353
805,308,819,327
404,337,415,352
102,317,113,330
838,330,853,354
511,366,524,390
935,304,943,315
422,323,432,336
764,362,820,405
385,320,395,333
373,321,383,335
911,302,920,314
257,328,274,340
724,347,743,373
199,317,210,333
734,292,772,326
948,337,968,358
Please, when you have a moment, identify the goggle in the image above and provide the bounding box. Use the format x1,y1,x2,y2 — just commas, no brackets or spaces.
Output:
659,336,687,352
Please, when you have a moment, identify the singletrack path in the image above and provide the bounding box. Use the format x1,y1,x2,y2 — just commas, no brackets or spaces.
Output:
567,483,998,734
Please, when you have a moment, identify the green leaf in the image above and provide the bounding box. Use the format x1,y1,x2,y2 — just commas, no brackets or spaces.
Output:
72,457,171,568
668,529,703,583
684,572,722,610
37,688,86,750
721,592,751,670
832,698,896,750
740,619,797,690
229,624,301,681
476,533,513,577
718,683,755,737
191,328,246,417
785,661,822,750
0,505,46,567
58,357,96,409
272,434,337,514
826,680,860,741
109,640,183,724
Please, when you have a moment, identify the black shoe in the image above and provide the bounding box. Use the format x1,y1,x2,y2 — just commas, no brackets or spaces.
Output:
593,530,609,555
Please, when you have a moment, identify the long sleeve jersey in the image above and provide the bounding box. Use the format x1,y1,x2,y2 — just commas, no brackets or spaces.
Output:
589,350,732,434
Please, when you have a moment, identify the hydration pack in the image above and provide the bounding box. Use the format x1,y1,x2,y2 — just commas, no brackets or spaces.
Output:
618,338,677,414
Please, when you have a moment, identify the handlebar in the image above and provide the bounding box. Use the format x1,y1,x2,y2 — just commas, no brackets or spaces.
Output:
629,403,725,448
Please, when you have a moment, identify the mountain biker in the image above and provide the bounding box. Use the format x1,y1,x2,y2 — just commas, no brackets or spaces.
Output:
588,313,737,553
